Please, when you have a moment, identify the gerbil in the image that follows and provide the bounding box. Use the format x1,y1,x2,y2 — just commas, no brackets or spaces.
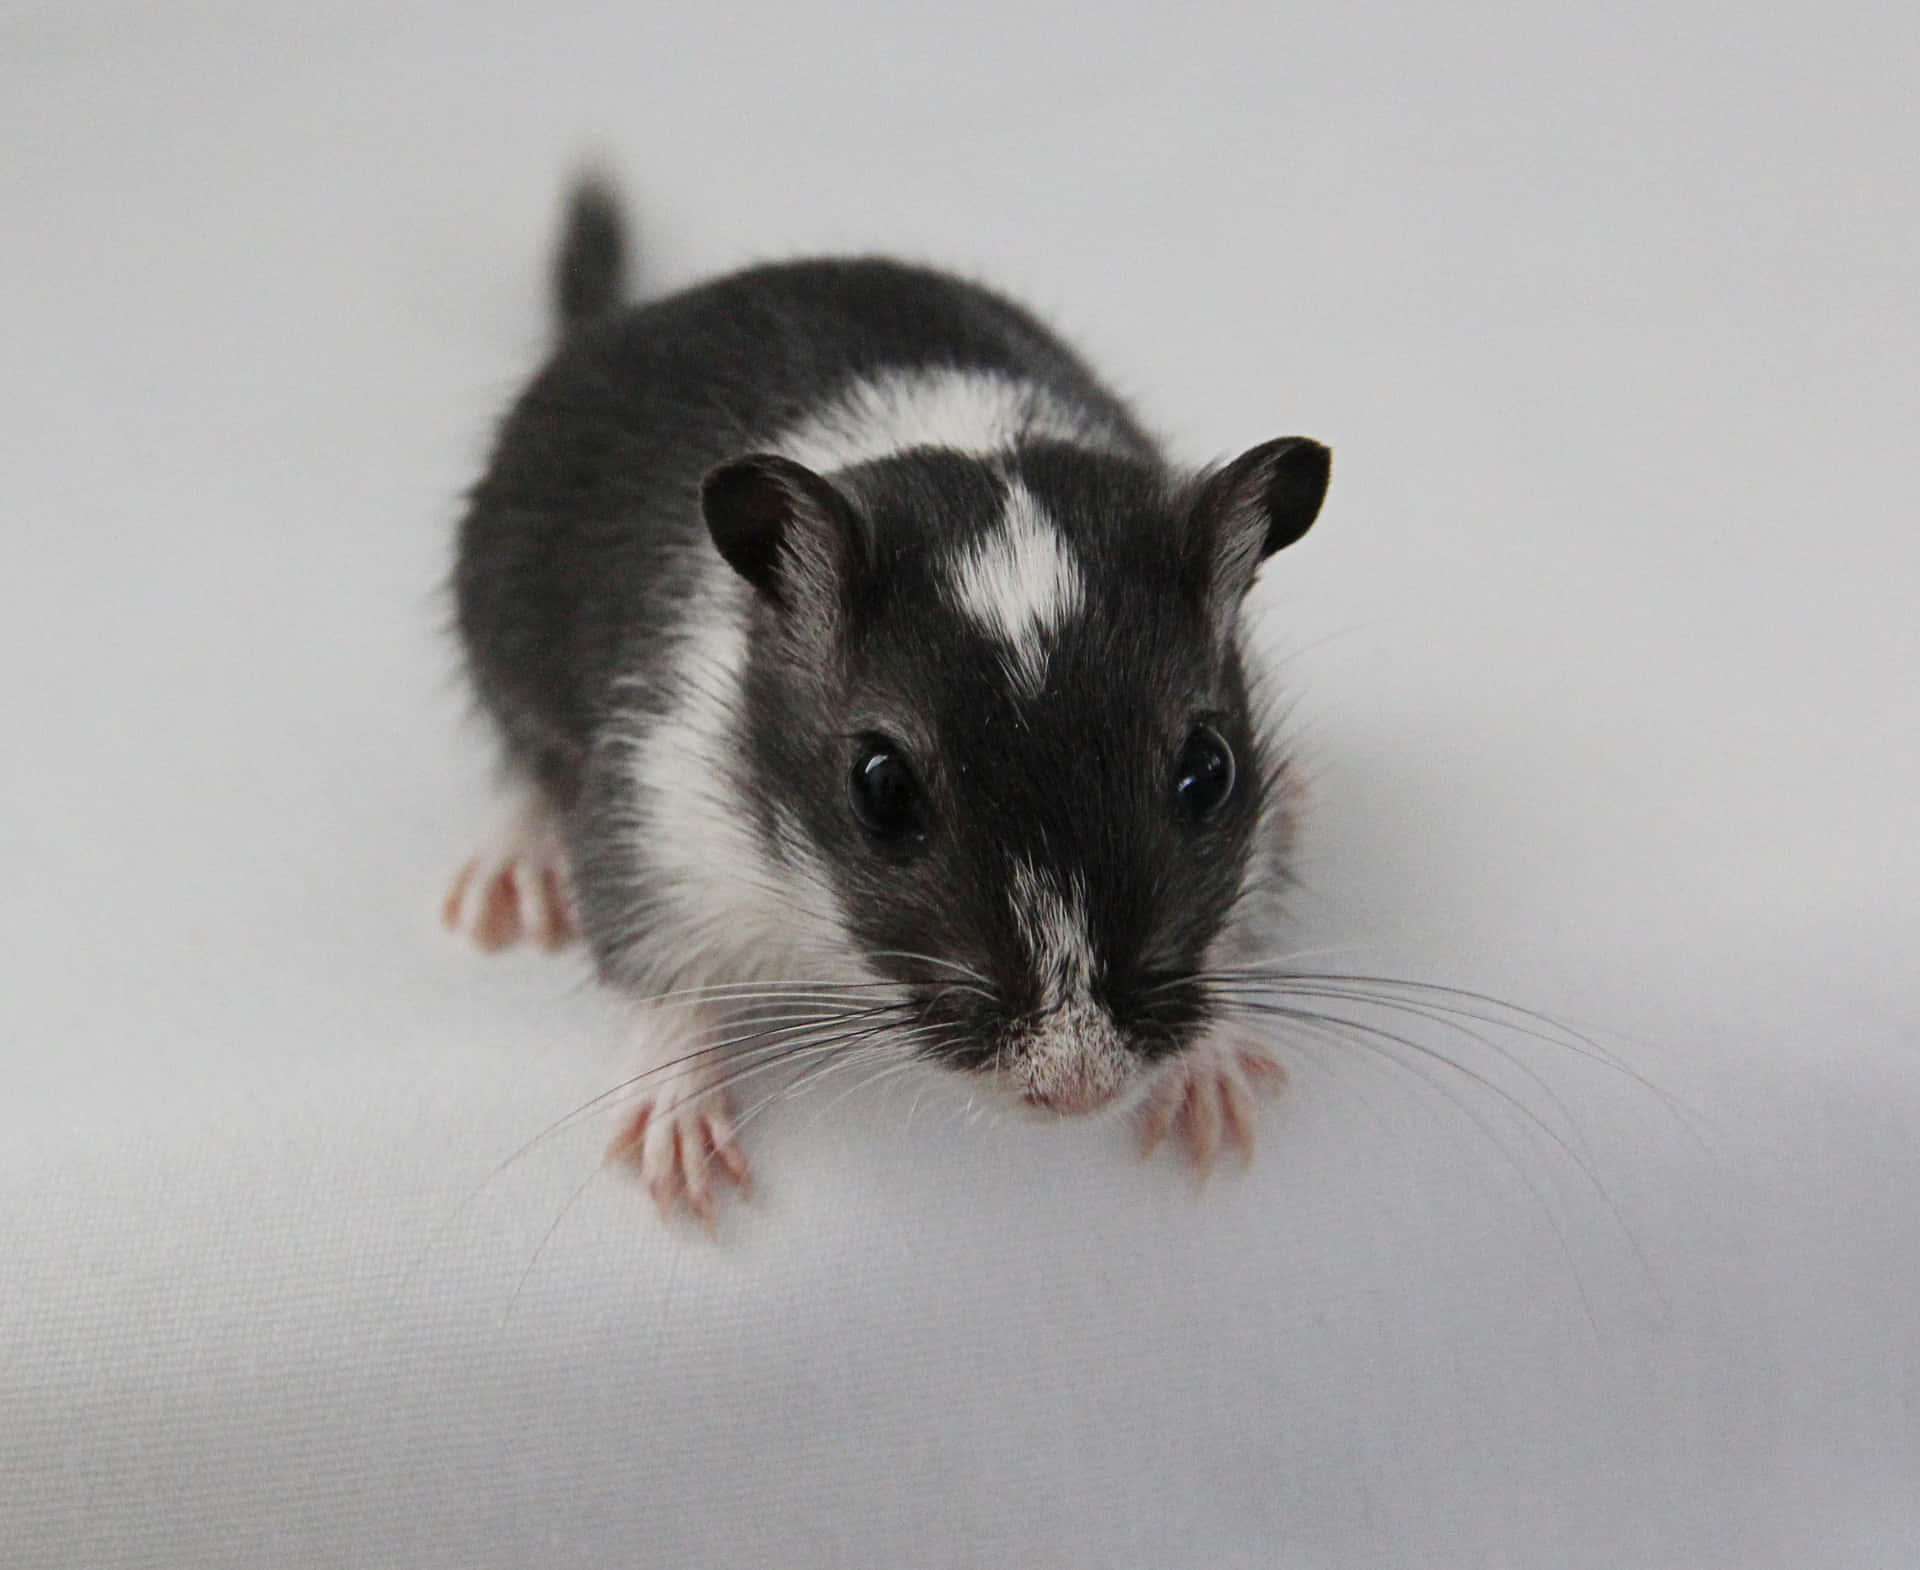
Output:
444,177,1331,1223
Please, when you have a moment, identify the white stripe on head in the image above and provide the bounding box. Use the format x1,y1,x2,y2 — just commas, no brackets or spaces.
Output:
1009,861,1096,1012
770,366,1132,474
1006,861,1128,1109
947,482,1085,696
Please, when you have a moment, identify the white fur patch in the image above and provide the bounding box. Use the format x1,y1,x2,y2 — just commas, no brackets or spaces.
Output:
947,483,1085,696
770,366,1130,474
612,565,870,994
1009,861,1097,1011
1006,861,1127,1110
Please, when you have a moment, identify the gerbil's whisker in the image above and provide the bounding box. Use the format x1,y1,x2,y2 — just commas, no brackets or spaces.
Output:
398,998,914,1295
689,1016,928,1129
501,1160,603,1328
1226,984,1592,1159
790,1049,940,1136
1202,968,1708,1143
1249,1004,1608,1332
1218,996,1665,1323
861,949,997,988
733,1022,958,1135
559,1004,908,1134
1217,997,1602,1197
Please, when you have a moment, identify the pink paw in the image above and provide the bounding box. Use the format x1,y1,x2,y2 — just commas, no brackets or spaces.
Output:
442,794,578,951
605,1085,751,1233
1140,1039,1287,1182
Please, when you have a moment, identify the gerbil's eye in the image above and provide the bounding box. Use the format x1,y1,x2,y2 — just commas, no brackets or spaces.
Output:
849,738,927,843
1173,726,1236,821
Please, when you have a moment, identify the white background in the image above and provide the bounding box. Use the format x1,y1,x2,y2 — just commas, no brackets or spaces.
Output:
4,3,1916,1565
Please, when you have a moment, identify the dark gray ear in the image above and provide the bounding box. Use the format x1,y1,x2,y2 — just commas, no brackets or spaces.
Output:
702,454,866,613
1188,437,1331,604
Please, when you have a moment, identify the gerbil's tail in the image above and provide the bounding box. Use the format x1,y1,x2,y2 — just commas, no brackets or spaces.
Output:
552,173,629,331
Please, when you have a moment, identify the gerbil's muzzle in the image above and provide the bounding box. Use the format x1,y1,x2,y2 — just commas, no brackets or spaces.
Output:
1005,999,1131,1114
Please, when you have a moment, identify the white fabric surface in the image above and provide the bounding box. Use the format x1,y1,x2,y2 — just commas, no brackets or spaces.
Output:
5,3,1916,1565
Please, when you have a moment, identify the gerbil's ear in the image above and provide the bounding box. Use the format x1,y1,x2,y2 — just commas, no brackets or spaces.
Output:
1186,437,1331,605
702,454,867,615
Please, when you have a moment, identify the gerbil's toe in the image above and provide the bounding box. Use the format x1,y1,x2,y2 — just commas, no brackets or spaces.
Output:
1140,1039,1286,1185
533,866,579,948
442,793,579,953
443,858,523,949
606,1090,751,1234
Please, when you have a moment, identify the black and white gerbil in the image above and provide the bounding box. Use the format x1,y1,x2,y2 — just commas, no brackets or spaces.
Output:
444,178,1331,1224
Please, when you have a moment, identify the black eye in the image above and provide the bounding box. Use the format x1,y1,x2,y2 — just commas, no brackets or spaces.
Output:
1173,726,1236,820
849,738,927,843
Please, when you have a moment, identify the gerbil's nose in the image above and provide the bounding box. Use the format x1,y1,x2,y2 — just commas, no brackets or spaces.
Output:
1010,1001,1130,1114
1021,1080,1118,1115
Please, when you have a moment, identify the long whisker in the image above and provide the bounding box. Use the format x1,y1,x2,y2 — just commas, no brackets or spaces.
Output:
1255,1005,1608,1335
1205,969,1711,1144
1218,998,1609,1209
397,1001,914,1296
792,1048,946,1135
539,1003,913,1143
1221,998,1665,1317
501,1161,603,1328
728,1046,890,1139
1262,1031,1397,1142
685,1017,933,1129
860,949,995,987
733,1022,963,1135
623,978,912,1008
1132,944,1367,1004
731,1019,967,1138
1211,970,1641,1080
1215,984,1593,1161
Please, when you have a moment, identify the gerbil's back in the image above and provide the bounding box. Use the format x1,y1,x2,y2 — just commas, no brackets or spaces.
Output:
454,257,1154,793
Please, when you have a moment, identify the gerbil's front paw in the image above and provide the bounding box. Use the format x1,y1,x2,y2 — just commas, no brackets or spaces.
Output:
1139,1037,1287,1183
605,1083,751,1234
442,791,578,951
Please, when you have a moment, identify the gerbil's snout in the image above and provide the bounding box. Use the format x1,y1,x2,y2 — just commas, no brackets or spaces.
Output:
1020,1077,1122,1115
1002,999,1134,1115
963,861,1203,1115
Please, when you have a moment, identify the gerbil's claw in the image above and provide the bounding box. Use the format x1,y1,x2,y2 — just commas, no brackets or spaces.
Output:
442,789,579,952
604,1103,649,1164
1139,1092,1174,1158
1139,1038,1286,1185
1185,1074,1222,1183
1219,1075,1256,1167
704,1105,753,1198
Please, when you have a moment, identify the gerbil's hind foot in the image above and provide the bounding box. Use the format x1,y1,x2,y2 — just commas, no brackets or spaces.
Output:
604,1010,751,1233
1140,1037,1287,1185
442,788,579,951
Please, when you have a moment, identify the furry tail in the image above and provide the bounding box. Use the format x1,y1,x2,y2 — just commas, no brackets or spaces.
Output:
552,174,629,331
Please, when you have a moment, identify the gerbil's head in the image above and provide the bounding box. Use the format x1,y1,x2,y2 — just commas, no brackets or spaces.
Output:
703,436,1329,1113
